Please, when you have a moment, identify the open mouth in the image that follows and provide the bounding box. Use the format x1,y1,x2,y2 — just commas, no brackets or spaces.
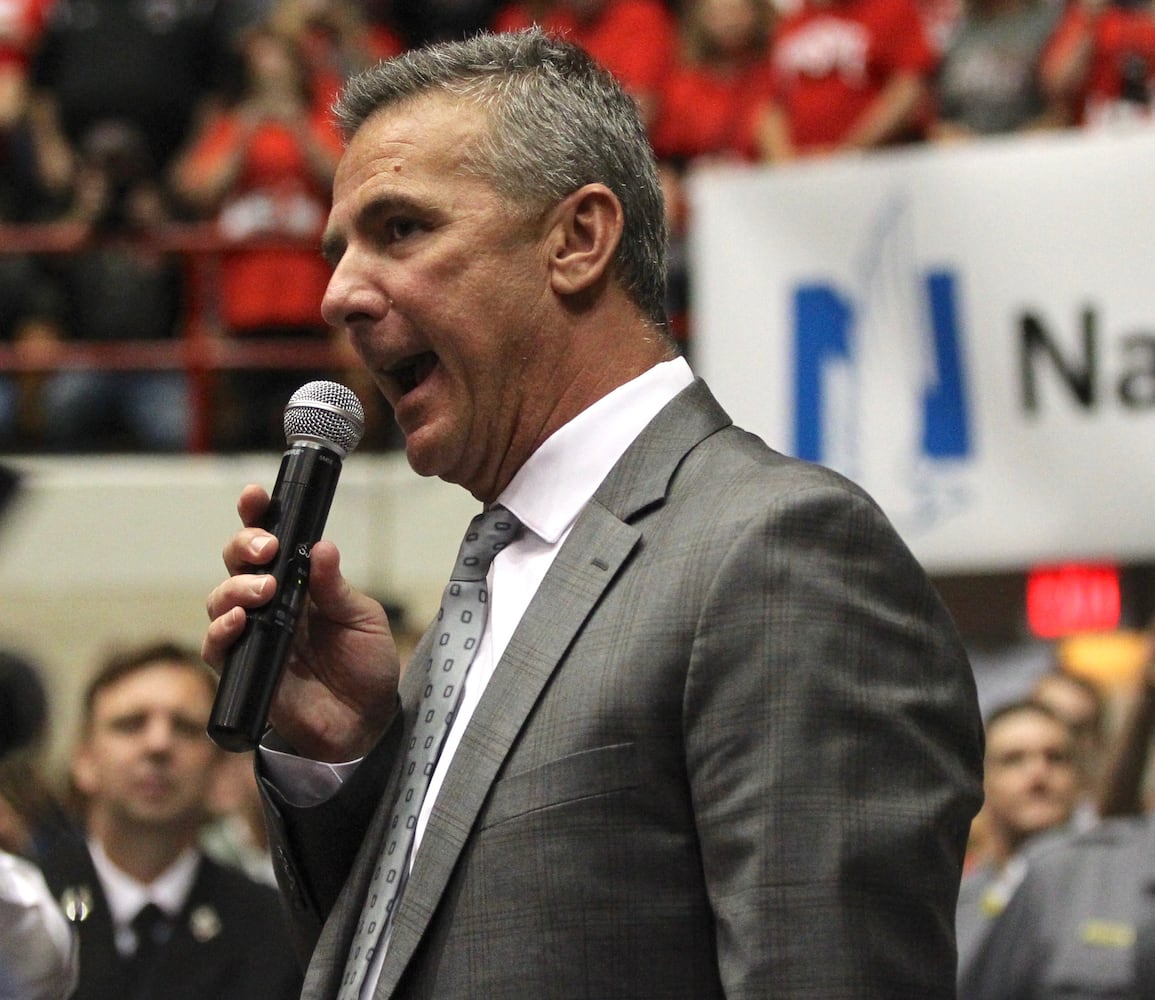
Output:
388,352,438,395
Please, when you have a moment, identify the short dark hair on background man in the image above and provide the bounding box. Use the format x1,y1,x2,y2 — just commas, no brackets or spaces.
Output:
0,648,48,759
984,697,1073,735
80,640,216,728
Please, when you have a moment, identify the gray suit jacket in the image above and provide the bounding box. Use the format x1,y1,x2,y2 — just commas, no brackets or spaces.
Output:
262,379,984,999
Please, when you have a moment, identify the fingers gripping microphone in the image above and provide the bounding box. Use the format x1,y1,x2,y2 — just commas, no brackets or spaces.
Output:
208,381,365,752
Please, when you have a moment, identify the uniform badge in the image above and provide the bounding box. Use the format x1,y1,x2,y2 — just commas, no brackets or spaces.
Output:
189,904,222,943
60,884,95,923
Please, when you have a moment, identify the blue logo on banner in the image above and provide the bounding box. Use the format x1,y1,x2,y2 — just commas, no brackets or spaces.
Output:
787,193,974,534
793,271,971,463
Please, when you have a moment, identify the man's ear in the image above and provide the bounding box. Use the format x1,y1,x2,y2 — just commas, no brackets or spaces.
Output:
546,183,624,297
71,741,99,798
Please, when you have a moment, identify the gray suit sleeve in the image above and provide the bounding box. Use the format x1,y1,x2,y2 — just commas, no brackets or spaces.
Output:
684,479,983,998
258,712,405,962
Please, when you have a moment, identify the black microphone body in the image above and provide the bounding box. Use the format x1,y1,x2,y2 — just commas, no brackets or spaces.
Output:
208,382,364,752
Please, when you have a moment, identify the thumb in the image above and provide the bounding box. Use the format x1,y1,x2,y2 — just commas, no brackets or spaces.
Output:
306,540,387,632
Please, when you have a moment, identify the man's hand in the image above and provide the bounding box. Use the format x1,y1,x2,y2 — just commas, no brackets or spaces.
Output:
203,484,400,763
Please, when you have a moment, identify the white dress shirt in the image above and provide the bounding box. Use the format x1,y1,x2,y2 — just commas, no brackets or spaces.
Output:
88,839,199,956
414,355,693,847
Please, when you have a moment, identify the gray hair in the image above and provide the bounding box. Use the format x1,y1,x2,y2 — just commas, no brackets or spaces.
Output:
333,28,670,330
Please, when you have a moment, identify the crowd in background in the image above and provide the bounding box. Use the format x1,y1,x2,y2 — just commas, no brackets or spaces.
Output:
9,626,1155,996
2,4,1154,995
0,639,301,998
0,0,1153,453
955,650,1155,997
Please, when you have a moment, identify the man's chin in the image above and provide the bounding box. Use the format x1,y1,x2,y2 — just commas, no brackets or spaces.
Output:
402,430,451,481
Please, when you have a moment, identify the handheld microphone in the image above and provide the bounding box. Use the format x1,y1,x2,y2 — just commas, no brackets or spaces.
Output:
208,380,366,752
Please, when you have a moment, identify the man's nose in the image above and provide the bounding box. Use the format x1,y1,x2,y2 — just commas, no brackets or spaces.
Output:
321,252,391,329
141,716,175,753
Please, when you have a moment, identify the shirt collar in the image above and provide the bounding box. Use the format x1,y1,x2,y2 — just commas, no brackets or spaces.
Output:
498,356,693,543
89,837,200,928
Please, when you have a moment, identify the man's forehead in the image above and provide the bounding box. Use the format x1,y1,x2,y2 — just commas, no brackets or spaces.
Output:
90,662,213,711
988,711,1071,748
340,92,486,174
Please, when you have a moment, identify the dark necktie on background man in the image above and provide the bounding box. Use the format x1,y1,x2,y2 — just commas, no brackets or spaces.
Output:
125,901,171,993
337,507,523,999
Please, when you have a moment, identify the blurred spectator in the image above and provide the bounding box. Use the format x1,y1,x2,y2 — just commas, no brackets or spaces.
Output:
649,0,775,345
1095,628,1155,818
929,0,1066,140
958,810,1155,998
0,645,47,765
0,0,53,133
1041,0,1155,128
215,0,277,42
18,0,237,451
199,750,275,888
386,0,504,45
650,0,776,165
0,642,79,999
171,25,343,451
0,0,61,450
0,646,75,862
36,121,190,452
0,271,67,452
753,0,938,161
27,0,236,203
493,0,678,126
956,699,1080,983
38,639,302,1000
267,0,402,116
1032,665,1109,828
919,0,966,54
358,0,409,57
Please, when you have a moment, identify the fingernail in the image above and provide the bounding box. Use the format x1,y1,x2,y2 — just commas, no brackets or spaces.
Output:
251,576,272,598
251,536,273,558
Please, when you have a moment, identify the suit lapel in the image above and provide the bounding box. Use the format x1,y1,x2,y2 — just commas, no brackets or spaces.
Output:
376,502,642,995
367,378,732,997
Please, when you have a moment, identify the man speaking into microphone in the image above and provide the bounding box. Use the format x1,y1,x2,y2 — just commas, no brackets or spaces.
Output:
203,28,984,1000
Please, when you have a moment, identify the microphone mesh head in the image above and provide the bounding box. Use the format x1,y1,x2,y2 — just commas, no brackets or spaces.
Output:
283,381,366,457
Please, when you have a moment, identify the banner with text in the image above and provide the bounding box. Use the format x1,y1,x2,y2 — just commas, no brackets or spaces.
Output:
688,128,1155,573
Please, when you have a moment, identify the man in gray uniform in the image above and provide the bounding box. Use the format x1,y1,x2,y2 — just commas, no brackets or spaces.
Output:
959,811,1155,999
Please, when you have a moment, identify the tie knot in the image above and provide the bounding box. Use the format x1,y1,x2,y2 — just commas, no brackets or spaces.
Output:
451,507,522,582
131,902,171,949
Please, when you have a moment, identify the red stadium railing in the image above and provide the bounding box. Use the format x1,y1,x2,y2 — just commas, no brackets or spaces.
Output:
0,223,351,452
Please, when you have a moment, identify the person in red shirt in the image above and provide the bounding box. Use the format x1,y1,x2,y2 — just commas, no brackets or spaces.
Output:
0,0,58,448
649,0,776,346
754,0,938,160
0,0,52,129
171,25,344,450
1042,0,1155,127
493,0,677,125
268,0,405,121
650,0,776,164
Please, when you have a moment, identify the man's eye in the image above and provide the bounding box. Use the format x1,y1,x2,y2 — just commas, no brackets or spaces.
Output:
385,218,421,242
173,718,205,739
109,716,146,734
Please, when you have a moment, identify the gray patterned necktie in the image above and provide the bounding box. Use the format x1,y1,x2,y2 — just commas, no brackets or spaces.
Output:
337,506,522,1000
